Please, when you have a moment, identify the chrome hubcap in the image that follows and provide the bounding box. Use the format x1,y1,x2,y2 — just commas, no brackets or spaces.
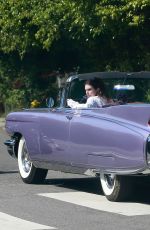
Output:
21,143,31,173
104,174,115,189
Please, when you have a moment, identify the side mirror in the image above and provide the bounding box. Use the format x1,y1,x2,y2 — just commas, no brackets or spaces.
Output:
46,97,54,108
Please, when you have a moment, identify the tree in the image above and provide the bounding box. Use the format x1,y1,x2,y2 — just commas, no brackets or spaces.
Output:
0,0,149,112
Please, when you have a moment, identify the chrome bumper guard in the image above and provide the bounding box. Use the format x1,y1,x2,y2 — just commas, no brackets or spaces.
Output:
4,139,16,158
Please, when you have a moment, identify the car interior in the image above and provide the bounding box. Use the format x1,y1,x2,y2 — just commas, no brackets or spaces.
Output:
66,77,150,107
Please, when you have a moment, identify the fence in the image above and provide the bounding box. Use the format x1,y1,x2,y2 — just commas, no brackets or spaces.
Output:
0,103,21,117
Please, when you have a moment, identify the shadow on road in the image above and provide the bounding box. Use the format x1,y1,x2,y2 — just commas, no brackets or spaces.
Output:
130,176,150,204
45,177,103,195
0,170,18,174
44,176,150,204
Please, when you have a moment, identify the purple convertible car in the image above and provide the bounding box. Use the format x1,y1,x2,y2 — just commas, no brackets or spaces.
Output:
4,72,150,201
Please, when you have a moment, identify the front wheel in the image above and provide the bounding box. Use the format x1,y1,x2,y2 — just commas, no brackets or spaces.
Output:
18,137,48,184
100,173,132,201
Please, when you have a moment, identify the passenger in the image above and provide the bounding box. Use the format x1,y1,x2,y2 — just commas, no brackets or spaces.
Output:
67,78,111,109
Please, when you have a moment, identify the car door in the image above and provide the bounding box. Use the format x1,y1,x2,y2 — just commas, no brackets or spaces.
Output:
39,108,74,163
68,108,116,168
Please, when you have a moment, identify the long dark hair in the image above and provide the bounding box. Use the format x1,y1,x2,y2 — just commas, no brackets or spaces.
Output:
85,78,107,97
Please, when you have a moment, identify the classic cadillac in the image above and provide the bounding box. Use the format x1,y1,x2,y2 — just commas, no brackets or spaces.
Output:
4,71,150,202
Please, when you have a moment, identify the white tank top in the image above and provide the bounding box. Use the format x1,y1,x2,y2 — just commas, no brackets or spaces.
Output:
69,96,107,109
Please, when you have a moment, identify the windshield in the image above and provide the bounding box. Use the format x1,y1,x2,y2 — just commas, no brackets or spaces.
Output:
68,78,150,104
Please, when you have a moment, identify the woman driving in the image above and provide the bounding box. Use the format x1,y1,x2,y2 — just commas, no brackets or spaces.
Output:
67,78,111,109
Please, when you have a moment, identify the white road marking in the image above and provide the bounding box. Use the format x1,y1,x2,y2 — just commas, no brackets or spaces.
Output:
0,212,56,230
38,192,150,216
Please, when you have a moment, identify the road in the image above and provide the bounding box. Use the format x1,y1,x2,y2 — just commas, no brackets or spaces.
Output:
1,126,150,230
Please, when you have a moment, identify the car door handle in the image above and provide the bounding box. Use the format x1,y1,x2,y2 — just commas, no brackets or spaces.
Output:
66,115,73,120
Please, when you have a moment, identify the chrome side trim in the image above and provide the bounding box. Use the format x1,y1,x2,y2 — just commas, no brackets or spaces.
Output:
146,135,150,165
32,160,150,176
97,167,150,175
32,160,87,175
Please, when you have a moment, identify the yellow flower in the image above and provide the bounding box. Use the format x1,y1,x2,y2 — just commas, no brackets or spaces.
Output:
31,99,40,108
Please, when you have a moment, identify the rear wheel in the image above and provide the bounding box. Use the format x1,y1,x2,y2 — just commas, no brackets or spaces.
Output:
100,173,132,201
18,137,48,184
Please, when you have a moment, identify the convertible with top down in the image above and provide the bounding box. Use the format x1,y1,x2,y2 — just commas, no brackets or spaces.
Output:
4,71,150,201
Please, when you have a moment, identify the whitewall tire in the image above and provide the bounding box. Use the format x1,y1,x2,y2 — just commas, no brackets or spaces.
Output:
100,173,132,201
18,137,48,184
